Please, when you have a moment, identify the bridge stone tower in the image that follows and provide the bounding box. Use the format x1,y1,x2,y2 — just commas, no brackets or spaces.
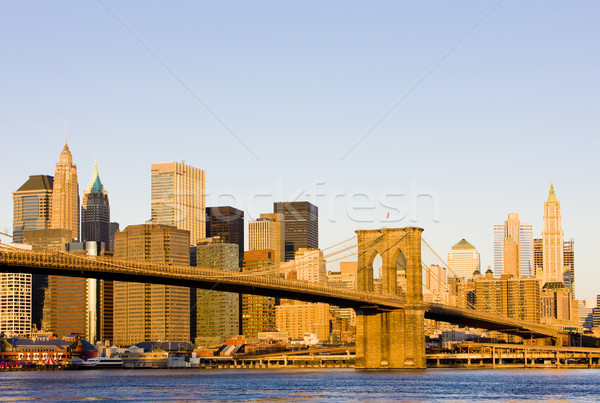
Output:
355,227,426,369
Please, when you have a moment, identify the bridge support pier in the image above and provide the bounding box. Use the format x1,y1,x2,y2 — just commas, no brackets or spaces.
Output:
354,227,426,370
355,308,426,369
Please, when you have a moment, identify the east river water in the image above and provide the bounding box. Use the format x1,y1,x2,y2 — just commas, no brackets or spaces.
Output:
2,368,600,402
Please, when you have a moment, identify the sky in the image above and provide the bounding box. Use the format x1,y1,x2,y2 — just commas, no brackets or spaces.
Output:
1,1,599,298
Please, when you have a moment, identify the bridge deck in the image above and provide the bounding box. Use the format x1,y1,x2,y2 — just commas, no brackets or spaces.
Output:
0,248,564,339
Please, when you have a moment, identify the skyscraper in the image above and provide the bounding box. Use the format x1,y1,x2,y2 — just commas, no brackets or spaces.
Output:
12,175,53,243
51,140,79,241
151,161,205,245
248,213,285,263
22,229,71,333
447,239,480,279
533,238,543,278
12,175,54,331
273,201,318,261
542,184,564,285
81,161,110,248
205,206,244,266
113,223,190,345
0,271,31,335
195,238,240,344
493,213,533,277
563,239,575,297
241,250,276,338
108,222,120,253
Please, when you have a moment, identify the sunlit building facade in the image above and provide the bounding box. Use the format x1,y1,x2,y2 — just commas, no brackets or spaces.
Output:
151,161,205,245
542,185,564,285
447,239,480,279
195,238,240,344
241,250,276,338
51,141,79,241
81,160,110,249
273,201,318,261
114,223,190,345
493,213,533,277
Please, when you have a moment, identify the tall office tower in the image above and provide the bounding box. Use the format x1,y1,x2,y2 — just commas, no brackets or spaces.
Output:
474,274,540,323
205,206,244,266
447,239,480,279
241,250,276,338
108,222,119,252
520,225,534,277
493,213,533,277
81,161,110,248
248,213,285,263
114,223,190,345
64,241,113,343
12,175,53,243
533,238,543,278
49,241,106,341
12,175,53,331
194,238,240,344
542,184,564,285
276,248,330,342
151,162,205,245
503,237,519,277
273,201,318,261
563,239,575,297
0,272,31,335
51,140,79,241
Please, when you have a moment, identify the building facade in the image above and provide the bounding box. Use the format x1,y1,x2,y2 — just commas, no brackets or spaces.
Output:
241,250,276,338
273,201,318,261
12,175,53,243
248,214,285,264
280,248,327,284
12,175,53,332
195,238,240,344
474,273,540,323
542,185,564,285
275,302,330,342
493,213,533,277
0,272,31,335
113,223,190,345
81,160,110,249
447,239,480,279
151,161,205,245
205,206,244,266
533,238,543,278
563,239,575,297
51,141,79,241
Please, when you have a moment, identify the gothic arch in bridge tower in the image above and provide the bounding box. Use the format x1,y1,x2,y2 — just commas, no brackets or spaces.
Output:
354,227,426,369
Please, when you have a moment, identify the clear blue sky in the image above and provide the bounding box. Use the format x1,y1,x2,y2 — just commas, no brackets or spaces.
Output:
1,1,598,298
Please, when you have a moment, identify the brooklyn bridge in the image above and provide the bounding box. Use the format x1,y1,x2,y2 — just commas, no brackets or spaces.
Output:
0,227,567,369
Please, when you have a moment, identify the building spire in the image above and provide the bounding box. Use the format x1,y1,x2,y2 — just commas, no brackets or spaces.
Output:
548,183,557,203
85,159,105,195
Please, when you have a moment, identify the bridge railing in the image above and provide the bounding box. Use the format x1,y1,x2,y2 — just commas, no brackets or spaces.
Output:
0,248,406,308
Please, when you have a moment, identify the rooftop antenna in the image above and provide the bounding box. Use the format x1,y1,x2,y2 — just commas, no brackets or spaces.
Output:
65,120,68,145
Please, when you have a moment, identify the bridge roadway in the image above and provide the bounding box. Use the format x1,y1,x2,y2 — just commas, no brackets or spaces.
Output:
0,248,563,339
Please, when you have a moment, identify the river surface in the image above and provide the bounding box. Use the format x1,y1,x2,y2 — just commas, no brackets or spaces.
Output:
1,368,599,402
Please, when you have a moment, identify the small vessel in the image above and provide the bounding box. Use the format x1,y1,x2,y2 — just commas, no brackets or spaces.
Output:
81,357,124,368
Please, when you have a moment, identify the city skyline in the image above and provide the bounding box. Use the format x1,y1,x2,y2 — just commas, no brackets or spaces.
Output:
1,1,599,298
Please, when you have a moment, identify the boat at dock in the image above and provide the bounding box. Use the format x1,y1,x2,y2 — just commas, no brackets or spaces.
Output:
81,357,124,368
